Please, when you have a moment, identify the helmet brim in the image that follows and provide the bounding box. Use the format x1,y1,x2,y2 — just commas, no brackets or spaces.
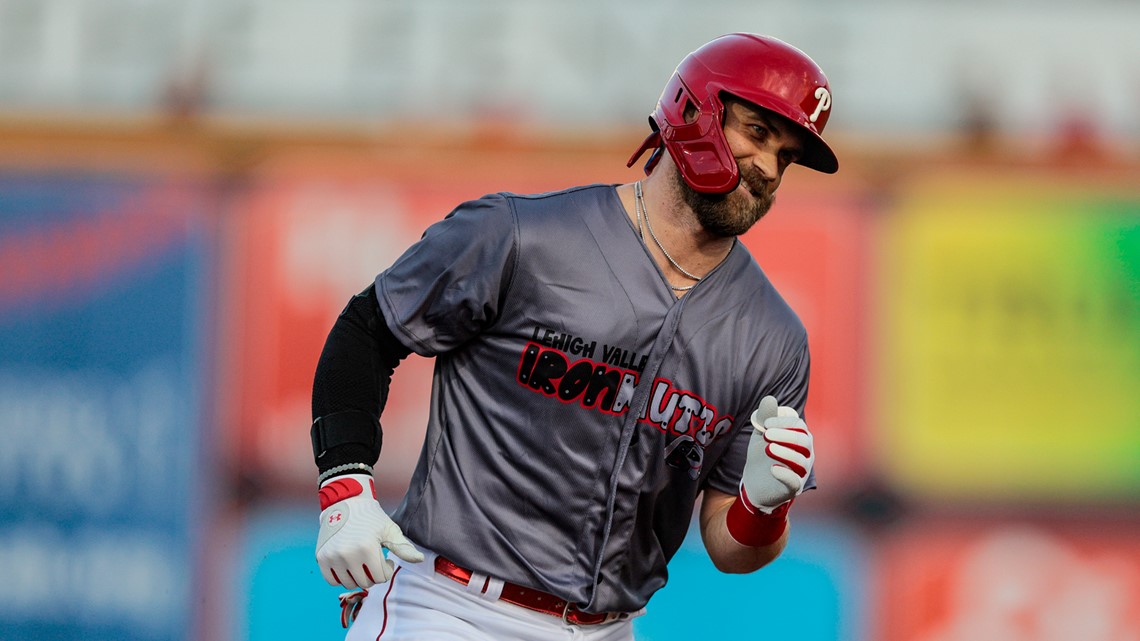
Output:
799,130,839,174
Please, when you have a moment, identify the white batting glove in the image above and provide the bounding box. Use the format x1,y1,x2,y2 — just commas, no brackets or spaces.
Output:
740,396,815,513
315,473,424,589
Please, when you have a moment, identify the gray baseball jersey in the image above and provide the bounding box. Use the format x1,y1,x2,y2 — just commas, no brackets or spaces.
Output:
376,184,812,613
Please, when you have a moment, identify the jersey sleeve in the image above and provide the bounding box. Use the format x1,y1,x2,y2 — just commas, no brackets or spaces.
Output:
701,334,814,496
375,193,518,356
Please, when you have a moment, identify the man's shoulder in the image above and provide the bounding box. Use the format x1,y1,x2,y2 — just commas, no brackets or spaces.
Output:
495,183,616,211
444,185,607,224
501,183,615,201
723,249,807,336
483,184,620,232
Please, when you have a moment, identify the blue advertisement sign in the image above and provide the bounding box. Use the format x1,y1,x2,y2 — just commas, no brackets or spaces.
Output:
238,507,346,641
237,506,869,641
634,515,869,641
0,173,212,641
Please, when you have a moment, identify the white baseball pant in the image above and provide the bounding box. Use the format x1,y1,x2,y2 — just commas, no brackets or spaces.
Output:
344,547,641,641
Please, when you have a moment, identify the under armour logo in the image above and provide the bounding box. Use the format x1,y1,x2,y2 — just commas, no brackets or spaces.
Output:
328,512,343,525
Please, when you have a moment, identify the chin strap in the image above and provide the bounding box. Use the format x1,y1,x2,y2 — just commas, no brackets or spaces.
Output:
626,129,663,176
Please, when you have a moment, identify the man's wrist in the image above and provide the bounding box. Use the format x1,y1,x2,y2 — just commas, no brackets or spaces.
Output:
725,487,792,547
317,462,374,484
318,473,376,510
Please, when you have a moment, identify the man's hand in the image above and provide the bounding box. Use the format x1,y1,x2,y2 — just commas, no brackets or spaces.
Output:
741,396,815,513
315,473,424,589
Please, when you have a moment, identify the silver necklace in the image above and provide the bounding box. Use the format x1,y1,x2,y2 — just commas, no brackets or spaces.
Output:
635,181,700,291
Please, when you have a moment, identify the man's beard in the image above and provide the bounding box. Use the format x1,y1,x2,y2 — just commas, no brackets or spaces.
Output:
675,164,776,238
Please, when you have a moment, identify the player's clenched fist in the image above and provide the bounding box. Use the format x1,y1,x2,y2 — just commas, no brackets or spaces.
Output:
741,396,814,513
316,473,424,589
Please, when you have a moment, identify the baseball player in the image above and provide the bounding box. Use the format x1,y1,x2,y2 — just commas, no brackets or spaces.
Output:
310,33,836,640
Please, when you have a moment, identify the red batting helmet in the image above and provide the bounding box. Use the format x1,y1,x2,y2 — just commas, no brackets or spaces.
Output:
627,33,838,194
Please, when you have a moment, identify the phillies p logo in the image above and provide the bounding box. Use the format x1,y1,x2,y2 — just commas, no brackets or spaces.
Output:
809,87,831,124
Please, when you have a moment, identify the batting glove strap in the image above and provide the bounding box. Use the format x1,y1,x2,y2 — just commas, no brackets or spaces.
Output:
339,590,368,629
726,490,792,547
319,475,368,509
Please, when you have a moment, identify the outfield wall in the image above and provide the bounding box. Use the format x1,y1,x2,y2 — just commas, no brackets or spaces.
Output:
0,130,1136,640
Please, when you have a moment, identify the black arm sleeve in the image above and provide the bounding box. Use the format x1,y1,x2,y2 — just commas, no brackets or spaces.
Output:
311,284,412,473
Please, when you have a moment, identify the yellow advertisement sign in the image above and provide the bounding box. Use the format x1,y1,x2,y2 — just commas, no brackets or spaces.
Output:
878,180,1140,501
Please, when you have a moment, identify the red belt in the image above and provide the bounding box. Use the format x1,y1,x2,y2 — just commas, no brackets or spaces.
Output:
434,556,624,626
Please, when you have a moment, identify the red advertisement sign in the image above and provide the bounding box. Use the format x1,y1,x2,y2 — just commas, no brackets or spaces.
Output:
877,519,1140,641
739,187,868,488
218,175,452,494
217,150,641,495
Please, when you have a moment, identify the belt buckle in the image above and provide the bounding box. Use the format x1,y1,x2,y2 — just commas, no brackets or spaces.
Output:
562,602,615,626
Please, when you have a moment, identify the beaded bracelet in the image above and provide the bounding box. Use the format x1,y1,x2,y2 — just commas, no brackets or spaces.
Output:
317,462,374,485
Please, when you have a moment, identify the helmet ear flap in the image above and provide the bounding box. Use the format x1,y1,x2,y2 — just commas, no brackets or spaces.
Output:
658,87,741,194
628,77,740,193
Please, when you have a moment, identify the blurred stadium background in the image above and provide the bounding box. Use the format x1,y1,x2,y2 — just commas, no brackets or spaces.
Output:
1,1,1138,640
